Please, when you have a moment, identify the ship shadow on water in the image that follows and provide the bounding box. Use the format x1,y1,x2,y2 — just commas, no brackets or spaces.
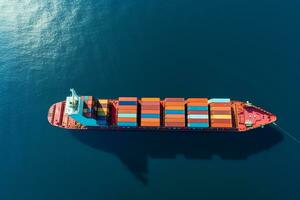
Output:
72,126,283,185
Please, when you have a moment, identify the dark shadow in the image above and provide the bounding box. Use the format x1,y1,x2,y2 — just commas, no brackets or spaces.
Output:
72,126,283,185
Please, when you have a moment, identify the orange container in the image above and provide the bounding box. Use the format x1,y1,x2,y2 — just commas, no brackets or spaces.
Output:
165,114,185,118
187,98,208,103
117,109,137,113
141,122,160,127
187,103,208,106
118,105,137,110
119,97,137,101
165,106,185,110
165,118,185,122
211,123,232,128
117,118,137,122
141,98,160,101
165,98,185,102
141,110,160,114
165,122,185,127
210,107,231,111
141,118,160,122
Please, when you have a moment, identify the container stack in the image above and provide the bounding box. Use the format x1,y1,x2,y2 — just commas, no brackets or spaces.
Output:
164,98,185,127
96,99,109,126
81,96,97,119
117,97,138,127
209,98,232,128
187,98,209,128
140,98,160,127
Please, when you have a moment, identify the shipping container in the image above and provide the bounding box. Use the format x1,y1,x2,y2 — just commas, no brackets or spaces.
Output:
209,98,230,103
117,122,137,127
165,98,185,102
141,110,160,114
187,110,209,115
117,118,137,122
188,123,209,128
119,97,138,101
165,122,185,127
210,115,232,119
141,98,160,101
187,106,208,111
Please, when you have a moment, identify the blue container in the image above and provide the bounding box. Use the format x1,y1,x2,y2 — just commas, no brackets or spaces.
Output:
117,122,137,127
141,114,160,118
188,123,209,128
118,113,137,118
187,106,208,111
165,110,185,114
208,98,230,103
119,101,137,105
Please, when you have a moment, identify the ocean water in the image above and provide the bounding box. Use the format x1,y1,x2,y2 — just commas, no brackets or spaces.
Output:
1,0,300,199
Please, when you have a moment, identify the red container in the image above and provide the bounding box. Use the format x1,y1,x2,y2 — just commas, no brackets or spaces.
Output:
165,118,185,122
119,97,137,101
210,103,231,107
188,119,209,123
210,110,232,115
211,119,232,124
187,110,209,115
165,98,185,102
118,105,137,110
141,105,160,110
165,122,185,127
165,114,185,118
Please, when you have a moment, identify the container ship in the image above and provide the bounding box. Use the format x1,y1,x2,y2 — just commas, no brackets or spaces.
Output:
47,89,277,132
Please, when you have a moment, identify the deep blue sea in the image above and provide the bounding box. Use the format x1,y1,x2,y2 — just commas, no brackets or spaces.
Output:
1,0,300,199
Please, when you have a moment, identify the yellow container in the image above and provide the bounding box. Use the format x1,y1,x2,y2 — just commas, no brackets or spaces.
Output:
98,99,108,104
141,97,160,101
210,115,232,119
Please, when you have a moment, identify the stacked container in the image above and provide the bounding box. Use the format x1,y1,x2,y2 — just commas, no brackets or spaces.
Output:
96,99,109,126
140,98,160,127
164,98,185,127
187,98,209,128
81,96,96,119
209,98,232,128
117,97,138,127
